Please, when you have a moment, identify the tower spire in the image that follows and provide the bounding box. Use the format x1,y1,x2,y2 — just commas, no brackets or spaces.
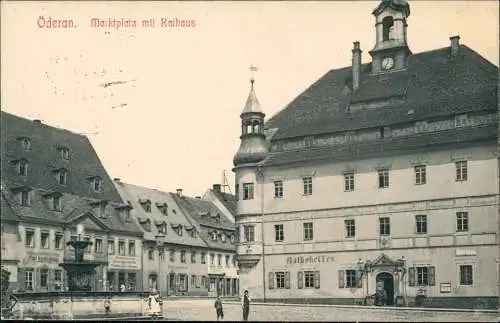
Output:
249,65,258,89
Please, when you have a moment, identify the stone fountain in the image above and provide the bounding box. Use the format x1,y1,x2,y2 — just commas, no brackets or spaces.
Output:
5,224,161,320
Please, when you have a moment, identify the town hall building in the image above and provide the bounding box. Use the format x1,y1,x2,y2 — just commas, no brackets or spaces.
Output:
232,0,498,309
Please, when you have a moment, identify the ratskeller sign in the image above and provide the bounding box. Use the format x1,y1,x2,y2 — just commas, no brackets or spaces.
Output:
286,255,335,265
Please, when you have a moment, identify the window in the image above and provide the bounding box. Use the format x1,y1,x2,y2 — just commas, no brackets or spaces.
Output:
378,169,389,188
217,254,222,266
416,215,427,234
302,177,313,195
456,212,469,232
58,170,68,185
225,255,230,267
54,270,62,290
344,173,355,192
169,249,175,262
455,161,468,182
230,235,235,243
274,180,283,198
210,253,215,265
211,232,217,241
191,251,196,264
459,265,473,285
417,267,429,286
274,224,284,242
414,165,426,185
191,275,197,288
21,138,31,150
303,222,313,241
158,204,168,215
235,184,239,201
232,255,237,267
148,249,154,261
108,239,115,254
60,148,70,160
159,248,165,261
201,252,206,264
221,234,226,242
94,238,103,253
379,217,390,236
276,272,286,289
181,250,186,263
157,223,167,234
345,270,358,288
19,160,28,176
53,196,62,211
25,229,35,248
118,240,125,255
201,276,207,289
25,270,34,291
382,16,394,41
93,178,102,192
144,202,151,213
243,183,254,200
128,241,135,256
41,232,49,249
345,219,356,238
190,229,196,238
55,233,63,249
20,190,31,206
244,225,255,242
40,268,49,288
304,271,315,288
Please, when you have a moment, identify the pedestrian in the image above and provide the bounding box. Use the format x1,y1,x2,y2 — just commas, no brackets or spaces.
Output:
214,296,224,321
147,289,161,318
241,290,250,321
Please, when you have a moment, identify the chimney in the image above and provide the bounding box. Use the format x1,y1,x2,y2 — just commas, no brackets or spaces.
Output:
212,184,221,192
352,41,362,91
176,188,183,197
33,119,42,124
450,35,460,57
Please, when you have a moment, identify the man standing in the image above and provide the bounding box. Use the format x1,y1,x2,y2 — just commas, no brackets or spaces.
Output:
241,290,250,321
214,296,224,321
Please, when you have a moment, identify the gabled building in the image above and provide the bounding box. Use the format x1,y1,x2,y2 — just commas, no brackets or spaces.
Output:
203,184,237,224
232,0,498,309
0,111,144,292
172,189,239,297
113,181,210,297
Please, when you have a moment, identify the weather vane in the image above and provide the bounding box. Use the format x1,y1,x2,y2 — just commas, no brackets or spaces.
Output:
249,65,258,85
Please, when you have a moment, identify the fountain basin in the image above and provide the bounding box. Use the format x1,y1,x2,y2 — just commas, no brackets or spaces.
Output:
8,291,161,320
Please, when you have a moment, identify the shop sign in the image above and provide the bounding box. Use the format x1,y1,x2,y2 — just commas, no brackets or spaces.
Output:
23,252,61,264
286,254,335,265
108,255,140,270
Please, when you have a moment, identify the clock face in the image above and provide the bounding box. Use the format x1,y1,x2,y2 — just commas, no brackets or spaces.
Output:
382,57,395,70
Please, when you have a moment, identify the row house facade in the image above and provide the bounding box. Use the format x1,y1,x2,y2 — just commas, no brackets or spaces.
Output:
0,111,144,292
232,0,498,310
173,188,240,297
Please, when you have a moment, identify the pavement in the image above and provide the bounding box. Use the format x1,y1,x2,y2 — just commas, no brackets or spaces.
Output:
163,299,499,322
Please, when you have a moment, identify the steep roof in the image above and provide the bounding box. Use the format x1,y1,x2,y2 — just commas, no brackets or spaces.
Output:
113,181,208,248
265,45,498,140
171,193,236,252
210,189,237,217
1,179,143,235
1,111,122,203
1,183,20,222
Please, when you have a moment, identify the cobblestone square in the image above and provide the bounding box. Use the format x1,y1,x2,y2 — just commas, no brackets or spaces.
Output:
163,299,498,322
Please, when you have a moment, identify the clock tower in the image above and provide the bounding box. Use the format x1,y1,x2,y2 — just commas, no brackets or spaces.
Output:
369,0,411,74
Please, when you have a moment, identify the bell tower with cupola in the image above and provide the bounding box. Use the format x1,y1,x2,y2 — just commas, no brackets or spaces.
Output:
369,0,411,74
232,67,268,300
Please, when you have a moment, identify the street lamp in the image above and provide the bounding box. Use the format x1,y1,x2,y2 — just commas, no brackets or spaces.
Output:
395,256,407,306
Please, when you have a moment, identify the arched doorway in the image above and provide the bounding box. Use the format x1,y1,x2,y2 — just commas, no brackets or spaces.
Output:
376,272,395,305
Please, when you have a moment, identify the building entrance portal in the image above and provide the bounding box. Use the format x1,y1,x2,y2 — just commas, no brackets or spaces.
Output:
376,272,395,306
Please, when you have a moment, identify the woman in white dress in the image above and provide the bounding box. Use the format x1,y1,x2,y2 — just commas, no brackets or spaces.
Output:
147,289,162,317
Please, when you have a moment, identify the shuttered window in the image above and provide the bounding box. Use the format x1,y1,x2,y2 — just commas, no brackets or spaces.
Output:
409,266,435,286
270,271,290,289
268,272,275,289
284,272,290,289
297,271,303,289
314,271,320,289
338,270,345,288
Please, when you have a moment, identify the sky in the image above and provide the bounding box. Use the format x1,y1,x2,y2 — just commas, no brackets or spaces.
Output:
1,1,498,197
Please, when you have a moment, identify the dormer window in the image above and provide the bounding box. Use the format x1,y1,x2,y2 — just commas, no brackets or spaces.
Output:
156,203,168,215
230,234,236,244
139,218,152,232
221,234,226,243
54,168,68,185
171,224,182,236
140,199,152,212
59,147,70,161
211,213,221,223
53,195,62,211
211,232,217,241
115,204,132,222
19,137,31,150
157,222,167,235
190,229,196,238
93,177,102,192
12,186,32,206
15,159,29,176
91,201,107,218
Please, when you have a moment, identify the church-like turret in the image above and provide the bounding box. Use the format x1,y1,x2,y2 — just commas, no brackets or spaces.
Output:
233,76,268,167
